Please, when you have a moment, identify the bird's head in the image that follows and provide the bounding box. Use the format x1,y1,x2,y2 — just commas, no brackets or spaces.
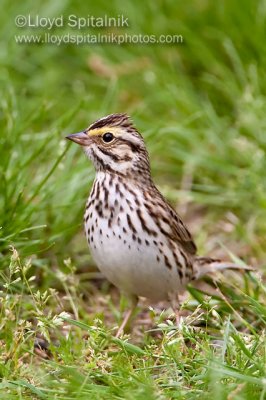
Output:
66,113,150,178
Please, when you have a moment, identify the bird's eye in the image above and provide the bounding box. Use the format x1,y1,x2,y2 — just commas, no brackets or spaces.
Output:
102,132,114,143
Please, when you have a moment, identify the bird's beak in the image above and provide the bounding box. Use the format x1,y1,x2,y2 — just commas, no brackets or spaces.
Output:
66,131,90,146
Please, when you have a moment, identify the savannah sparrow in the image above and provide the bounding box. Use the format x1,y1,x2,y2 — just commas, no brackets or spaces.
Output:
67,114,250,335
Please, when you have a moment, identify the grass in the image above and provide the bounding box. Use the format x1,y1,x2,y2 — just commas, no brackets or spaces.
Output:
0,0,266,398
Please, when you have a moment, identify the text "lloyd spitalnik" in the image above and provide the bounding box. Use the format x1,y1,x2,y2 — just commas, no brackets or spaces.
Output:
22,15,129,29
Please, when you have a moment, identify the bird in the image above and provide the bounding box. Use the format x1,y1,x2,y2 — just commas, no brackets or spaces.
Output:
66,113,251,336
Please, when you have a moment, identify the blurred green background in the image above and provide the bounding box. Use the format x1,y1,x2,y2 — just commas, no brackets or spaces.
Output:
1,0,265,274
0,1,266,399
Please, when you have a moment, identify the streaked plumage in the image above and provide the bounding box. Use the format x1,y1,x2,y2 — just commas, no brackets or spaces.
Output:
67,113,251,333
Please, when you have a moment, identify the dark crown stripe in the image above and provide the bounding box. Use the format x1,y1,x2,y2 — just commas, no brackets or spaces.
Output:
88,113,133,131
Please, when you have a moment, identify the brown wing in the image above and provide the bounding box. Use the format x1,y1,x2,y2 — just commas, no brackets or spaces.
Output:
146,186,197,256
167,204,197,255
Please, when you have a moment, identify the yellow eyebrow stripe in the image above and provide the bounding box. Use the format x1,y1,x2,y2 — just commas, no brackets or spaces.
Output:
88,127,121,137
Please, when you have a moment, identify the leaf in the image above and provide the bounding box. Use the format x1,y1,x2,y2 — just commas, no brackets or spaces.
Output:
63,317,146,355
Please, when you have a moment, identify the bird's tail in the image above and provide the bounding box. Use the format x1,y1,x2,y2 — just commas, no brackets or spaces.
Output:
193,256,253,280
